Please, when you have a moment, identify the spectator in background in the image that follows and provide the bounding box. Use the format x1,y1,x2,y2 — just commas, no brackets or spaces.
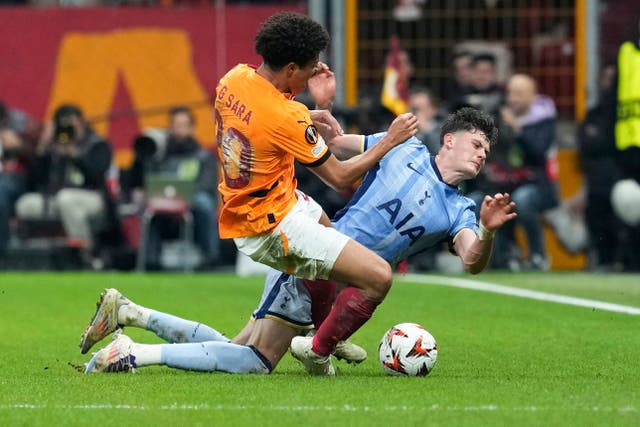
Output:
576,64,620,270
127,106,219,270
499,73,559,270
408,86,443,155
455,53,505,116
15,104,113,268
0,101,41,255
445,51,474,109
453,53,517,269
451,52,506,199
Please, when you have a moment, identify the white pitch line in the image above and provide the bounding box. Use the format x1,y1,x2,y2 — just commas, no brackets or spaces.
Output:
397,274,640,316
0,403,636,413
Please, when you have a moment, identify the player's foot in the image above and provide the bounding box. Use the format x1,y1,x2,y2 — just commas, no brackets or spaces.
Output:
333,340,367,364
290,336,335,376
79,288,130,354
84,333,137,374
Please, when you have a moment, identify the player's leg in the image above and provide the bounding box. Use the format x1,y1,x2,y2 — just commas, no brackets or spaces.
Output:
315,209,393,300
231,321,255,345
291,239,391,372
235,194,385,374
138,306,230,344
236,318,298,371
55,188,105,250
84,332,271,374
79,288,229,354
86,269,311,374
316,242,391,350
301,278,336,328
137,272,308,372
300,278,366,364
511,183,549,268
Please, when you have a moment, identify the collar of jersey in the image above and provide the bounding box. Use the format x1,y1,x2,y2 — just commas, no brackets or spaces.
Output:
430,155,459,190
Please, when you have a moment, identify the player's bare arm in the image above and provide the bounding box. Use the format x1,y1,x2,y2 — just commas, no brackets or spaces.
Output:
323,133,364,160
310,109,343,141
308,62,336,110
309,113,418,191
454,192,517,274
308,63,343,139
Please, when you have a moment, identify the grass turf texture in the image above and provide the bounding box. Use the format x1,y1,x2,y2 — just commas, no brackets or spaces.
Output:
1,272,639,426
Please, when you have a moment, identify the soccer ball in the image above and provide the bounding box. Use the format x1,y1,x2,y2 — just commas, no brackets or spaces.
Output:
611,179,640,226
378,322,438,376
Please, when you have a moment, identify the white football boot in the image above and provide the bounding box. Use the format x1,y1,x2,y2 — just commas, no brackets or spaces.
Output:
79,288,130,354
84,333,137,373
333,340,367,364
290,336,335,376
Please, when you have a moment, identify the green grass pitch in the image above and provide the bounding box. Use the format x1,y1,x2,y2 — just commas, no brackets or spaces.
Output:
1,271,639,426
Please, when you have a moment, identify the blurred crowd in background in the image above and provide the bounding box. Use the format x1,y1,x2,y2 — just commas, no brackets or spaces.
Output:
0,0,639,273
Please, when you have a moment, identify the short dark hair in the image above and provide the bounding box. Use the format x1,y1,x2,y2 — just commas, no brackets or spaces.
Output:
409,85,439,107
471,53,496,66
52,104,84,143
169,105,195,125
254,12,329,70
53,104,83,124
440,107,498,146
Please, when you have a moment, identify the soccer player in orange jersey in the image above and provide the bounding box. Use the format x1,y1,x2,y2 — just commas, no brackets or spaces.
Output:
81,108,515,376
212,12,418,375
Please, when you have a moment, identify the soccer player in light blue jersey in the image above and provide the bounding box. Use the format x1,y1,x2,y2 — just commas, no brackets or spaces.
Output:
332,130,481,267
81,108,516,375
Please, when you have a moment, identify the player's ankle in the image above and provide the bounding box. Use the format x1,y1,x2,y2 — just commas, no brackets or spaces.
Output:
118,303,150,328
311,336,332,357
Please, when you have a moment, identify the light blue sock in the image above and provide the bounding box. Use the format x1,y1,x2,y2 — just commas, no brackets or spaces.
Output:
146,310,229,344
160,342,271,374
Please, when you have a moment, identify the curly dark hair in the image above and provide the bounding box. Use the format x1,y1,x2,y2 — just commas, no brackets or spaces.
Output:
440,107,498,146
254,12,330,70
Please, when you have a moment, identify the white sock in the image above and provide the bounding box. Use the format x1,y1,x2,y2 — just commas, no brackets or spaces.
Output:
131,343,162,366
118,302,151,328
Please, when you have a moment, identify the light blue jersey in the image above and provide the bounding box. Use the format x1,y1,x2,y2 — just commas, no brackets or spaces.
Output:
332,132,478,265
248,133,480,333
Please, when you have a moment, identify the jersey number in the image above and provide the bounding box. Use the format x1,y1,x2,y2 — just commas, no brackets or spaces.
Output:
215,109,252,189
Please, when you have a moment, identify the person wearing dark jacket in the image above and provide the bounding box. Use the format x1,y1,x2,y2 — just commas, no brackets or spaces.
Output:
0,101,41,254
577,65,620,270
15,104,113,265
127,106,219,270
499,74,560,269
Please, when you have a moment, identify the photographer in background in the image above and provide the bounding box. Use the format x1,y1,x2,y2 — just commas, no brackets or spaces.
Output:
15,104,114,268
123,106,220,270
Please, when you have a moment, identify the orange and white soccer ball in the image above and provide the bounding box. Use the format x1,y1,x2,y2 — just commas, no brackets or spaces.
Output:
378,322,438,376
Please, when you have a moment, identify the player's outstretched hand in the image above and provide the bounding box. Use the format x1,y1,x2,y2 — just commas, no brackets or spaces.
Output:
386,112,418,146
310,109,344,141
479,192,517,231
308,62,336,110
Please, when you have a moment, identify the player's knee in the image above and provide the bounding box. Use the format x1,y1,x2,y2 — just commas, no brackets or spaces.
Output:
367,261,392,300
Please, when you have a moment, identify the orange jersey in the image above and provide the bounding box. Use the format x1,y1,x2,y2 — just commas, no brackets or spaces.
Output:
213,64,331,238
